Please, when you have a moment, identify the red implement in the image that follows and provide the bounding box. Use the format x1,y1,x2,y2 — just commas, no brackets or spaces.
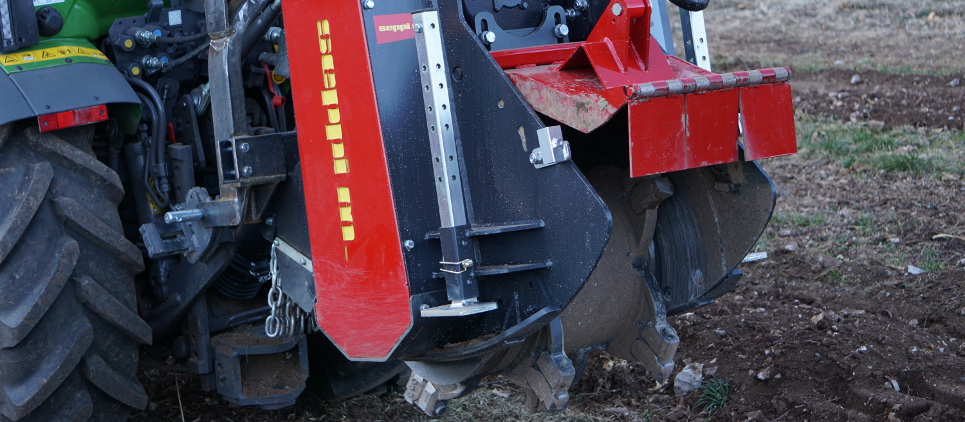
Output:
494,0,797,177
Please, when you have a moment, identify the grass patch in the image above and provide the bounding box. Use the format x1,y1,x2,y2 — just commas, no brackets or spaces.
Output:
772,211,828,228
695,377,734,418
796,115,965,176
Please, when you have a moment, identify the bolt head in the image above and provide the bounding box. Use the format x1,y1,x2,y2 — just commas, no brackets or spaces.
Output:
239,142,250,152
554,24,569,38
242,166,253,177
403,240,415,250
480,31,496,44
612,3,623,16
574,0,588,11
362,0,375,9
529,150,542,164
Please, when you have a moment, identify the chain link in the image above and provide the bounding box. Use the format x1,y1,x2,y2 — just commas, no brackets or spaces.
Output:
265,241,318,338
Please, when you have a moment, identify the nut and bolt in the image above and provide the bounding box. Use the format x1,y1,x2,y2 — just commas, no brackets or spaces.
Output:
529,150,543,165
239,142,250,152
554,24,569,38
612,3,623,16
403,239,416,250
574,0,588,11
362,0,375,9
242,166,253,177
480,31,496,45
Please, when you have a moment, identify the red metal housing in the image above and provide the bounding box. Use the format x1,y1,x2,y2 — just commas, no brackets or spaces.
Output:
494,0,797,177
282,0,411,361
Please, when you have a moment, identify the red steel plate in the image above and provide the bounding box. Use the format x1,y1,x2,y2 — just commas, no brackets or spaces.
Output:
282,0,411,361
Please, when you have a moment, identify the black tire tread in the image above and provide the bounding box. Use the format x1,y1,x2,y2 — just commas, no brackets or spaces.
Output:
0,124,147,422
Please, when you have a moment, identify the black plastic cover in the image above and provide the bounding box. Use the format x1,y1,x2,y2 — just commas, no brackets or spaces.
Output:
0,0,39,52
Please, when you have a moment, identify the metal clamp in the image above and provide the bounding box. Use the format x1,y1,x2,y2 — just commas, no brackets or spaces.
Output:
439,259,473,274
529,126,571,169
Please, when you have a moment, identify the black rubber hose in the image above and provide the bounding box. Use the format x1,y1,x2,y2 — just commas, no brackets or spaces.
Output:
160,41,210,73
240,0,282,58
155,32,208,44
135,92,168,209
670,0,710,12
260,86,280,131
127,77,170,207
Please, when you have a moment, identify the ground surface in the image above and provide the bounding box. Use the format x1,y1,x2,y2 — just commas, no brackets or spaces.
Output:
133,0,965,420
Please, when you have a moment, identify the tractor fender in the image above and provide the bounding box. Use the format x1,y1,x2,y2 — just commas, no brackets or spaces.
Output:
0,62,139,126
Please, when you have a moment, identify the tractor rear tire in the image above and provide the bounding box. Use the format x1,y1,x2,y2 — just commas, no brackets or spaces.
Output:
0,124,150,421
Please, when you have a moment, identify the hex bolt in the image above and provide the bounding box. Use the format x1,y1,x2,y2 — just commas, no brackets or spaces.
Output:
299,258,307,265
480,31,496,45
362,0,374,9
414,23,423,33
612,3,623,16
242,166,253,177
574,0,588,11
554,24,569,38
239,142,250,152
529,150,543,164
403,239,415,250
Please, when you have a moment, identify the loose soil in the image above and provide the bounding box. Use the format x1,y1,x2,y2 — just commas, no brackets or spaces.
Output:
133,0,965,420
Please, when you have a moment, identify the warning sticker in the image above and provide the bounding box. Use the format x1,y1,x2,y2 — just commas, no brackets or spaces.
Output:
0,45,107,67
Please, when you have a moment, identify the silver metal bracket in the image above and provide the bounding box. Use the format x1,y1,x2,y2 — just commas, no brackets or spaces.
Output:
529,126,571,169
414,9,496,317
680,10,711,71
421,299,498,318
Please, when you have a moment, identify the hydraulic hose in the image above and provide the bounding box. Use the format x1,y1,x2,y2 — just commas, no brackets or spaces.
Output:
155,32,209,44
127,77,171,208
161,40,211,73
240,0,282,58
670,0,710,12
135,92,169,209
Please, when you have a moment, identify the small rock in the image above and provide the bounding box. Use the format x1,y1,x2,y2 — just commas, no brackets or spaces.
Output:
783,242,799,253
889,237,901,244
778,229,793,237
950,78,962,88
603,407,631,417
810,312,825,326
909,319,919,326
850,74,863,85
867,120,886,131
756,366,773,381
941,173,960,181
746,410,763,420
834,60,845,66
674,363,704,396
907,265,926,275
855,346,868,353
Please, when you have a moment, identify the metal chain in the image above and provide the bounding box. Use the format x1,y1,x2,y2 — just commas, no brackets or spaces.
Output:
265,241,318,337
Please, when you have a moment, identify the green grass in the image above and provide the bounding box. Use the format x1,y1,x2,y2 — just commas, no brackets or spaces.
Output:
694,377,734,418
796,115,965,177
771,211,829,228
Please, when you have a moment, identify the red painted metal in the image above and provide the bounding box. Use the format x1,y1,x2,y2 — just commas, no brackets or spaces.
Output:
560,0,674,89
741,82,797,161
282,0,411,361
491,43,578,69
494,0,796,177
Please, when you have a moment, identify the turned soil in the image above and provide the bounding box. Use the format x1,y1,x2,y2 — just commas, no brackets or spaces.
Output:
133,0,965,420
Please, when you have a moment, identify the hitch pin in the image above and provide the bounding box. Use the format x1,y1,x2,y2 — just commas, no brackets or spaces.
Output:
164,208,204,224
